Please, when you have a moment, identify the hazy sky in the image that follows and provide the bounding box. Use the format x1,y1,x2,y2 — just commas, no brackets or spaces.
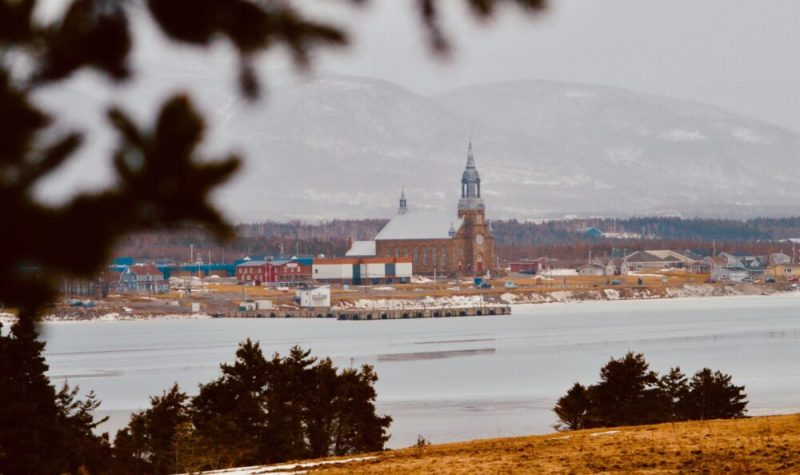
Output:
306,0,800,132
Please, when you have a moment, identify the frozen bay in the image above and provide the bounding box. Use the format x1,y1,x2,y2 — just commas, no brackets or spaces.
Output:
41,294,800,448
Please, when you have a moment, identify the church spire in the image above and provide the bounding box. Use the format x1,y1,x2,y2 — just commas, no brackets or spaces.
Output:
466,140,475,170
458,140,485,216
461,141,481,199
398,186,408,214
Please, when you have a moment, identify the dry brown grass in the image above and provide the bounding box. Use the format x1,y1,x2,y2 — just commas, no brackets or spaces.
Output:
309,414,800,474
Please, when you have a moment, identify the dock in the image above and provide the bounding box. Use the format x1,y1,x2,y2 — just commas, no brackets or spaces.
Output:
217,305,511,320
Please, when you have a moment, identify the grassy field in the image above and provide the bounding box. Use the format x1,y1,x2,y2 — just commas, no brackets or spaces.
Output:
306,414,800,474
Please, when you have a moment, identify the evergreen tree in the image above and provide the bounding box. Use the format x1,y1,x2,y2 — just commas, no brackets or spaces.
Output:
332,365,392,455
553,354,749,431
682,368,747,420
553,382,591,430
590,352,663,426
112,384,190,475
191,339,269,467
0,319,110,475
261,346,318,462
658,367,690,421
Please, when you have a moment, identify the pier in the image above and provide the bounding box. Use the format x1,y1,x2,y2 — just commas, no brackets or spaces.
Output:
218,305,511,320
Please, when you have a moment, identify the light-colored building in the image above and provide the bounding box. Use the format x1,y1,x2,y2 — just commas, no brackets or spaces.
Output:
296,286,331,308
711,266,749,282
770,263,800,280
577,264,606,276
312,257,412,284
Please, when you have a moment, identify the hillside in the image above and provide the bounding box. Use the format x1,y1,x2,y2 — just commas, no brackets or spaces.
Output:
222,77,800,221
39,75,800,222
224,414,800,474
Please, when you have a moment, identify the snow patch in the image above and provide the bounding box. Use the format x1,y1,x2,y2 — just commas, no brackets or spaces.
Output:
732,127,768,144
660,130,706,142
180,455,379,475
564,89,592,99
603,289,620,300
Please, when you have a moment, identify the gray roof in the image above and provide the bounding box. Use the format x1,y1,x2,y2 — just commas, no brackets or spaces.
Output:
238,260,267,267
346,240,376,256
375,211,462,241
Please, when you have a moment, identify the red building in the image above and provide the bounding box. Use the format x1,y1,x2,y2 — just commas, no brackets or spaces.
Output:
236,258,312,284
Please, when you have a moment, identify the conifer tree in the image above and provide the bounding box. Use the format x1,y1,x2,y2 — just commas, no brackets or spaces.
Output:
553,382,591,430
112,384,190,475
683,368,747,420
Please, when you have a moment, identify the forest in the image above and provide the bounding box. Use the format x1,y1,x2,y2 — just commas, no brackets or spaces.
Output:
113,217,800,264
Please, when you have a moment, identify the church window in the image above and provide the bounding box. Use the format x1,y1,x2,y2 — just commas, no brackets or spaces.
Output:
395,248,400,258
423,249,428,266
432,247,437,268
413,248,418,264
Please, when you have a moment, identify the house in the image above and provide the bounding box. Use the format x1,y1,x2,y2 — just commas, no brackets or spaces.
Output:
577,264,606,276
509,257,559,274
271,258,313,283
117,264,168,294
769,252,792,265
590,257,626,276
236,258,313,285
770,264,800,280
645,250,700,268
711,266,749,283
623,251,668,271
236,260,269,285
579,227,604,238
296,286,331,308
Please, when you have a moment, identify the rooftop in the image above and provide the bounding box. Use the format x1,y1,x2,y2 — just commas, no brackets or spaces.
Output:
374,210,463,241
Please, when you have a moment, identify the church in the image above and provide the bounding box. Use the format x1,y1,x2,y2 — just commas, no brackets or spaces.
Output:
348,142,497,276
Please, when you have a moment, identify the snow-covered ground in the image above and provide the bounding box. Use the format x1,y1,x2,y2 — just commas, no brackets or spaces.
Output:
177,456,378,475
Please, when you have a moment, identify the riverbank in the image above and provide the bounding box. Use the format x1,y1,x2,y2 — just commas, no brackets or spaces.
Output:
190,413,800,474
25,279,795,321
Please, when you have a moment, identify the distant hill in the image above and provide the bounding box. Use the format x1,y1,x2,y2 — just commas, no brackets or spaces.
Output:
220,76,800,220
40,75,800,221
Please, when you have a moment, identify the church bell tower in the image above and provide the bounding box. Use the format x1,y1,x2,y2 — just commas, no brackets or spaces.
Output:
458,141,485,222
456,141,493,275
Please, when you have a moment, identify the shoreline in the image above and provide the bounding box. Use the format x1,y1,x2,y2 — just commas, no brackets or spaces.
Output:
4,283,797,324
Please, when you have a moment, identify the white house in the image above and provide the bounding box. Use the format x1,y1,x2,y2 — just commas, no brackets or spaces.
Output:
296,286,331,308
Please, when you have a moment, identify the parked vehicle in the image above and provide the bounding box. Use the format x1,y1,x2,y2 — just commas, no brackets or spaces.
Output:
610,279,622,286
704,278,717,284
504,281,518,289
765,277,776,283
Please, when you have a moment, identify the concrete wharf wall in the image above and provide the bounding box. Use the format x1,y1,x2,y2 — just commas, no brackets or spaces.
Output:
219,305,511,320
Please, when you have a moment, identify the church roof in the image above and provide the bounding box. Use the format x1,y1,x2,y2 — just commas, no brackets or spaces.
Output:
375,211,463,241
345,241,376,257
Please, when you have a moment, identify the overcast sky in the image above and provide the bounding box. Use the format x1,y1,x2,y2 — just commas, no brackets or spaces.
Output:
31,0,800,210
303,0,800,133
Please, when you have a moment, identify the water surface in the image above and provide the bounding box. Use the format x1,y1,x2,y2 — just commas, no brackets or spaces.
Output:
42,294,800,448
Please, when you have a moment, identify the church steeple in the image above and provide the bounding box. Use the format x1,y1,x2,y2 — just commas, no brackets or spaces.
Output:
458,141,484,215
398,186,408,214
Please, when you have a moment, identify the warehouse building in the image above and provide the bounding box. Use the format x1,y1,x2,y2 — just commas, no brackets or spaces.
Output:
312,257,412,285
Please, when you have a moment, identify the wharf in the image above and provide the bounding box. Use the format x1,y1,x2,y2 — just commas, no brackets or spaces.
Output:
218,305,511,320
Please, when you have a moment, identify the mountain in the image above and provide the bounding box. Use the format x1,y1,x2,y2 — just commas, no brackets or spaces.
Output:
38,75,800,221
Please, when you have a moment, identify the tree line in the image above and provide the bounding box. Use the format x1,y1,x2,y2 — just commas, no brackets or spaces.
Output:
112,216,800,264
554,352,747,431
0,321,390,475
